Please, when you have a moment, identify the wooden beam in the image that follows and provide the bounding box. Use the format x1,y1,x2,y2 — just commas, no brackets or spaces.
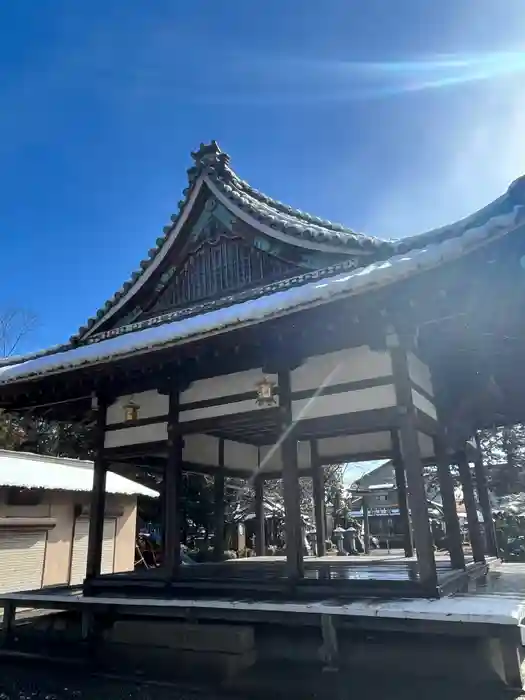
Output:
310,440,326,557
163,387,183,579
457,448,485,564
391,430,413,558
389,333,437,590
213,442,226,561
254,475,265,556
278,369,304,580
85,394,108,580
433,435,465,570
474,433,498,557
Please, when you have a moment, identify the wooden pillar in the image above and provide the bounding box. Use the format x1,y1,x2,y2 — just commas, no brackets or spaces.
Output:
391,429,413,558
213,442,226,561
389,332,437,590
474,433,498,557
164,387,183,578
86,394,108,580
433,435,465,570
362,497,370,555
457,448,485,564
278,369,304,579
254,475,265,556
310,440,326,557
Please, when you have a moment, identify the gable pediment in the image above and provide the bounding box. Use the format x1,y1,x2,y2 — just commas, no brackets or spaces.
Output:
139,218,301,319
79,142,372,341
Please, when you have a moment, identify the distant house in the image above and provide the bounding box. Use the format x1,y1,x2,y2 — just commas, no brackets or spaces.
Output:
0,449,158,594
349,460,443,546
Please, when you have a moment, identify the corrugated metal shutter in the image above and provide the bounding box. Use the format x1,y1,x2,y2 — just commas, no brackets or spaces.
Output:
70,518,116,585
101,519,116,574
0,530,46,594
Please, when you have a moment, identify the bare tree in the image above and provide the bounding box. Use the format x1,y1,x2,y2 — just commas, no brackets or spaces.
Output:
0,307,38,358
0,307,38,450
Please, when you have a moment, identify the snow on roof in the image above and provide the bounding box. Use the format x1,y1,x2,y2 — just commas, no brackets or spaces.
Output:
367,482,395,491
0,450,158,498
343,460,390,485
0,202,522,386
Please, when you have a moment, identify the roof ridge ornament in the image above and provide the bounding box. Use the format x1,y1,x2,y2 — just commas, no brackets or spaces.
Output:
508,174,525,206
187,141,230,184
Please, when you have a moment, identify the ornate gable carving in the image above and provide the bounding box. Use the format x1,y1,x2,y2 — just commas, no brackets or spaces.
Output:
141,220,299,318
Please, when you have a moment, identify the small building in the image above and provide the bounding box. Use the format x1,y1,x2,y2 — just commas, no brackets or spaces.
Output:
0,449,157,594
350,460,444,547
348,461,400,545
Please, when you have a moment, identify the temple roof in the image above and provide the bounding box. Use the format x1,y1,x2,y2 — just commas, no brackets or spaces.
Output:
0,142,524,387
74,142,388,343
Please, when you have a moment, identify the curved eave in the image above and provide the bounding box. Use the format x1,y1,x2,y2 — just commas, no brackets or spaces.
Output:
206,176,384,255
75,143,388,343
80,170,371,343
78,176,206,341
1,199,522,389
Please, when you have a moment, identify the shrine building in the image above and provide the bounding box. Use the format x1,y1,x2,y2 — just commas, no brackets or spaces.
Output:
0,141,524,602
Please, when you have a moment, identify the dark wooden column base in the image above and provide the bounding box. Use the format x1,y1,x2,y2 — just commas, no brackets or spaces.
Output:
279,370,304,580
474,434,498,558
164,388,183,579
391,430,413,558
213,463,226,561
457,448,485,564
86,394,108,580
434,436,465,570
311,440,326,557
389,333,437,590
254,475,265,556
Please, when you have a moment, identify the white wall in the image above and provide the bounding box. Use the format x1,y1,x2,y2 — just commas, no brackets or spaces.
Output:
290,346,392,393
407,352,434,396
104,422,168,449
106,390,168,425
412,389,438,420
183,434,258,472
292,385,397,421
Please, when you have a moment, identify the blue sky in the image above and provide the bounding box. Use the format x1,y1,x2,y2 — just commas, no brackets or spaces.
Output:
0,1,524,354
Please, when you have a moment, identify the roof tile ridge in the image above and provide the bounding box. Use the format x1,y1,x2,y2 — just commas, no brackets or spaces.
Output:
69,159,206,344
0,342,73,368
217,162,388,245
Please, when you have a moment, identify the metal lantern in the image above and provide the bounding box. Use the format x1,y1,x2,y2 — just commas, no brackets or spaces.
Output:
255,376,276,407
123,398,139,422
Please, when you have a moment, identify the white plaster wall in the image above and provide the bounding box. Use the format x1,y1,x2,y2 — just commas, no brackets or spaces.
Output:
291,385,397,421
418,432,435,459
182,434,258,472
412,389,438,421
290,346,392,394
407,352,434,396
183,434,219,465
104,422,168,449
258,442,312,473
224,441,258,472
106,390,168,425
180,399,267,423
180,369,277,404
317,432,392,459
258,444,282,473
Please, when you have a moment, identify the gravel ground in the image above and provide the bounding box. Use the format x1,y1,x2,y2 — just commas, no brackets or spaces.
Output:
0,663,230,700
0,661,524,700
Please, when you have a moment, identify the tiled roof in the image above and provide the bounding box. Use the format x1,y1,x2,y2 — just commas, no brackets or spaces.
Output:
0,449,159,497
73,141,388,343
1,141,523,385
0,188,523,386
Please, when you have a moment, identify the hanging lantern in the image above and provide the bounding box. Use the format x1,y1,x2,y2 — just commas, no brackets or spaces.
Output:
255,376,276,407
123,398,140,422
